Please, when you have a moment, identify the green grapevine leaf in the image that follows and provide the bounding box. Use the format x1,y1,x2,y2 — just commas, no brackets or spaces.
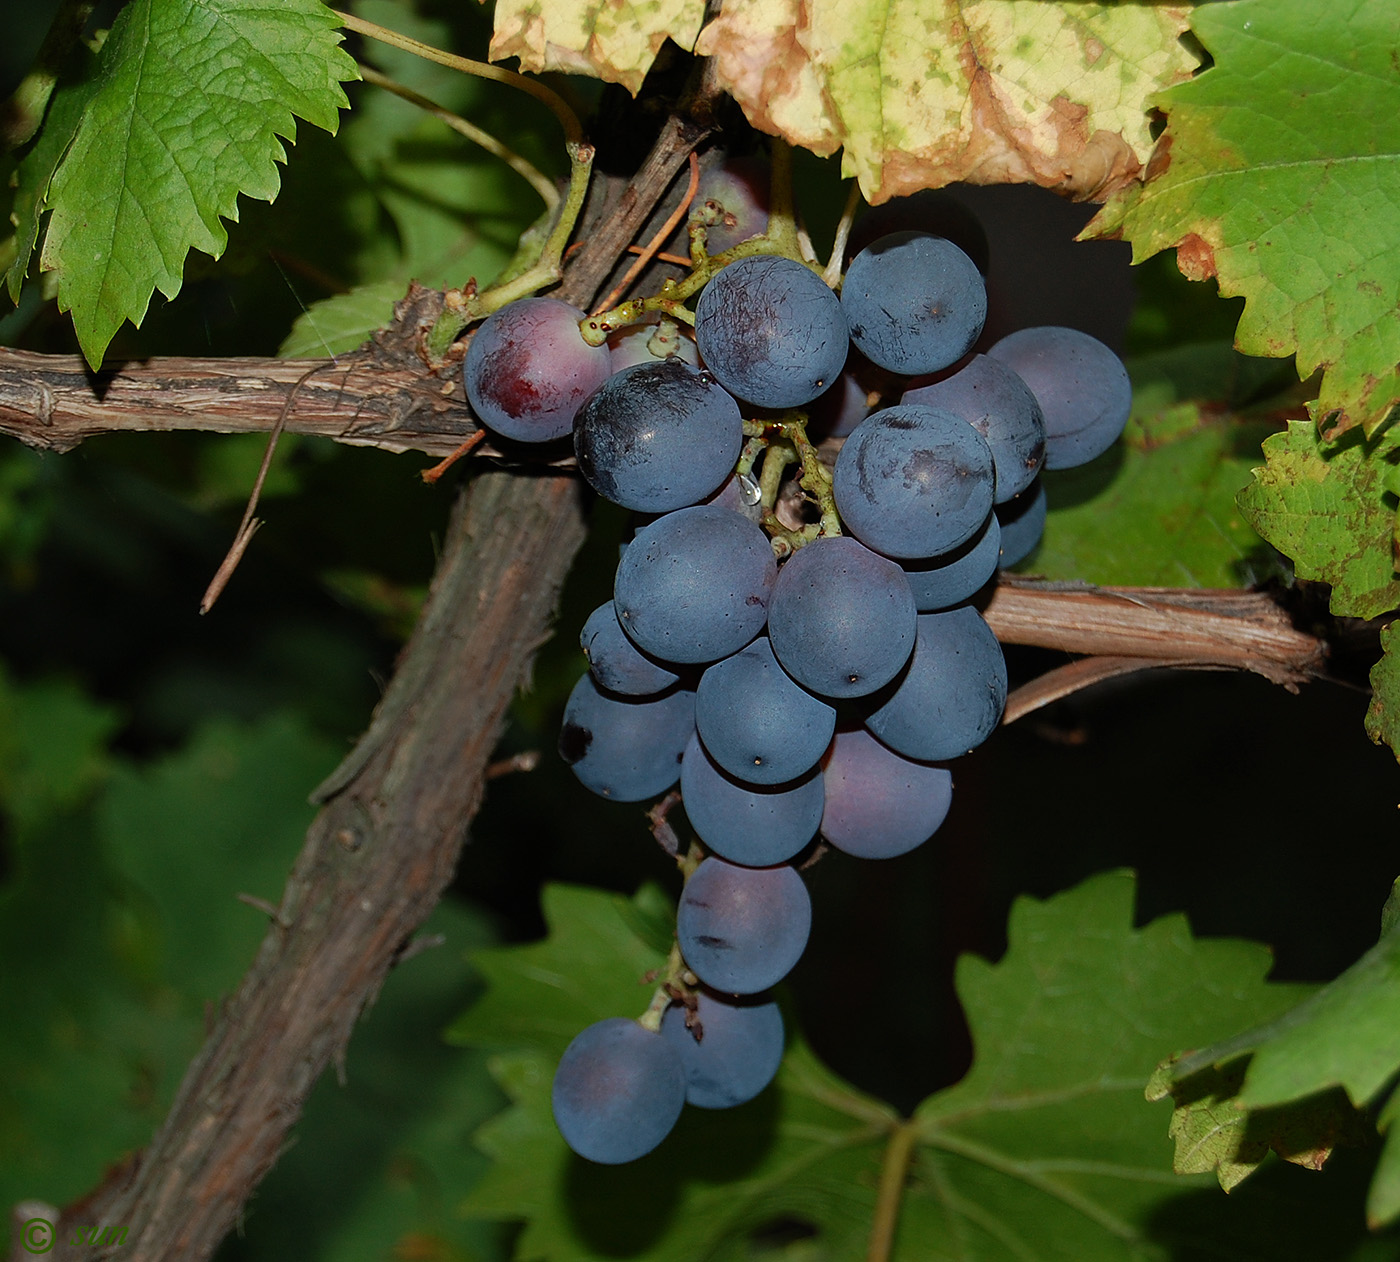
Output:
5,46,100,304
1370,1092,1400,1229
450,873,1339,1260
1366,623,1400,762
1148,906,1400,1221
447,883,679,1057
1090,0,1400,439
910,872,1313,1258
1030,345,1285,588
1237,935,1400,1115
487,0,707,96
279,280,407,358
34,0,357,368
0,672,119,837
694,1,1199,204
1146,1058,1365,1194
98,714,337,1003
1236,421,1400,620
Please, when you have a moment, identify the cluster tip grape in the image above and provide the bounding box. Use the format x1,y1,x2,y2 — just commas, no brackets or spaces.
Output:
461,164,1131,1164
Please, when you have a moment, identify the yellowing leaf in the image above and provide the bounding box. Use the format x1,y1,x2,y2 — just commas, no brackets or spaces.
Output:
485,0,707,95
1090,0,1400,438
694,0,1199,203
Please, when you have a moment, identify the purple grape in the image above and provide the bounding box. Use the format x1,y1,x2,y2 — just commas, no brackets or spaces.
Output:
841,232,986,375
574,360,743,513
661,992,784,1109
677,857,811,994
695,636,835,785
463,297,611,442
833,405,996,560
614,506,776,665
695,255,848,408
821,728,952,859
997,479,1047,569
986,326,1131,470
902,514,1001,611
559,673,694,801
859,608,1007,761
680,731,823,867
551,1018,687,1164
767,536,916,699
902,354,1046,503
580,602,680,696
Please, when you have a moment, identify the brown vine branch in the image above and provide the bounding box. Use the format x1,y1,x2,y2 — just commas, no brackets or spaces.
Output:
37,110,711,1262
984,577,1327,692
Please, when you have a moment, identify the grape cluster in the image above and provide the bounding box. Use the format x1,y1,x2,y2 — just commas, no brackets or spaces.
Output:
462,183,1131,1165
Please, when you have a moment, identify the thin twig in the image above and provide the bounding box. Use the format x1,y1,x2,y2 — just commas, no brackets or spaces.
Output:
357,65,559,211
823,181,862,288
593,152,701,315
420,429,485,484
199,363,325,614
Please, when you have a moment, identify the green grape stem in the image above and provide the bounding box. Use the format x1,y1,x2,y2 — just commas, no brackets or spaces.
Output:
580,138,828,347
637,840,707,1031
426,141,595,361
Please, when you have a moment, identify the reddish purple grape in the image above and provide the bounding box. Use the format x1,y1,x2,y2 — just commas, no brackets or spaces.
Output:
464,297,611,442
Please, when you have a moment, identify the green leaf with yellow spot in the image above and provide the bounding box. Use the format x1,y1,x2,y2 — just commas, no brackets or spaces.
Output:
1089,0,1400,439
1236,420,1400,620
694,1,1199,203
485,0,708,96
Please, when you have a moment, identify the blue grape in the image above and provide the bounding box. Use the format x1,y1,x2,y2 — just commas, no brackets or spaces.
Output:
902,354,1046,503
859,608,1007,761
997,478,1047,569
574,360,743,513
694,255,848,408
695,636,835,785
680,732,823,867
767,536,916,699
848,190,990,275
661,992,784,1109
820,728,952,860
551,1017,687,1164
902,513,1001,611
607,319,699,371
614,506,776,665
580,602,680,696
986,326,1131,470
559,673,694,801
677,856,811,994
464,297,612,442
833,405,995,560
841,231,986,375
